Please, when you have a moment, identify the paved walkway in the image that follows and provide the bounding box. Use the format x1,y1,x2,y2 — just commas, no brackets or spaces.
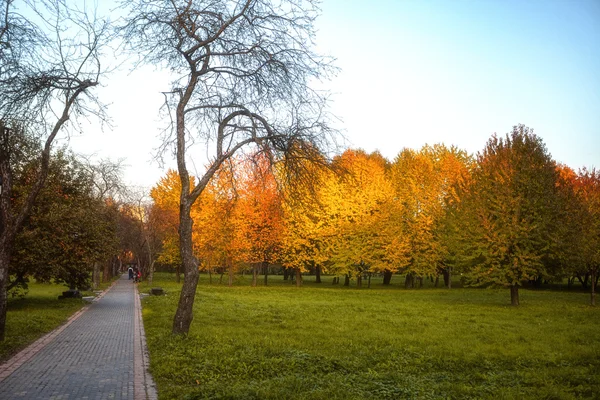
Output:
0,275,157,400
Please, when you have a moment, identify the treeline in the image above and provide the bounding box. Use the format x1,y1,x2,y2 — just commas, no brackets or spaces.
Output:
5,128,157,297
149,125,599,305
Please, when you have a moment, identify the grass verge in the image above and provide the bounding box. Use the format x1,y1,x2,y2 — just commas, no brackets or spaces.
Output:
140,273,600,399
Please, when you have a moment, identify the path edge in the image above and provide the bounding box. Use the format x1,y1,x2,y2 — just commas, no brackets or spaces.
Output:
134,284,158,400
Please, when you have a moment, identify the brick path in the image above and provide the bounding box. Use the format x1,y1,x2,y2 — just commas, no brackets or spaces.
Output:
0,275,157,400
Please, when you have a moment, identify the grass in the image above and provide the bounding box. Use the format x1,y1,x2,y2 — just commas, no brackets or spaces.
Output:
0,278,116,362
139,273,600,400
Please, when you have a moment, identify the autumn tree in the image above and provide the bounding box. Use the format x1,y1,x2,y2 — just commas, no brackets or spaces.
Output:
0,0,111,340
123,0,336,334
573,169,600,305
454,125,559,305
391,144,473,288
150,170,184,281
322,150,398,287
233,154,283,286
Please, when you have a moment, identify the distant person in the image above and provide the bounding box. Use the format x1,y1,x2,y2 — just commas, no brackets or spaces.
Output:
128,266,134,280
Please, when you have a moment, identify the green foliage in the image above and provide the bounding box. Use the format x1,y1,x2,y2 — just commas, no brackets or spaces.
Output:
11,150,119,289
140,273,600,399
453,125,559,290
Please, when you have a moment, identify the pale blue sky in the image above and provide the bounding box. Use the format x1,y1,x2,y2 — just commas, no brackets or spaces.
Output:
68,0,600,187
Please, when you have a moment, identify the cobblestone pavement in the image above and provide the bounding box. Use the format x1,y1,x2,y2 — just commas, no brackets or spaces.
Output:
0,275,157,400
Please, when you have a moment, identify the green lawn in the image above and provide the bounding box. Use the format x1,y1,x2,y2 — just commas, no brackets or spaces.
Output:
140,273,600,400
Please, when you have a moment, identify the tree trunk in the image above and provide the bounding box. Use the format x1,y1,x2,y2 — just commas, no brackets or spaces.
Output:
448,267,452,289
172,203,200,335
263,261,268,286
591,268,597,306
92,262,100,290
295,268,302,287
404,273,414,289
368,272,371,288
176,265,181,283
434,274,439,287
577,273,589,289
357,273,362,289
383,269,392,285
252,263,258,287
0,248,10,341
510,284,519,306
344,274,350,286
315,265,322,283
148,260,155,285
228,261,234,287
283,268,290,281
103,259,110,282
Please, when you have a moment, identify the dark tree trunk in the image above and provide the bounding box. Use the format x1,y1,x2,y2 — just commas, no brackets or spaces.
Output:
92,262,100,290
510,284,519,306
591,268,597,306
283,268,290,281
332,277,338,285
0,248,10,341
434,274,439,287
383,269,392,285
356,273,362,289
228,261,234,287
103,259,110,282
252,263,258,287
368,272,371,288
295,268,302,287
577,273,589,289
263,261,269,286
315,265,322,283
447,267,452,289
344,274,350,287
417,276,423,288
172,202,200,335
175,265,181,283
404,273,414,289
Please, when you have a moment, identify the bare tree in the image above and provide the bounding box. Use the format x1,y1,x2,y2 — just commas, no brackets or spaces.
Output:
0,0,111,340
122,0,337,334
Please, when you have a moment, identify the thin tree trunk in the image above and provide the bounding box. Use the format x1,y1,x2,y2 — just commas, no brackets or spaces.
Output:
344,274,350,287
92,262,100,290
434,274,439,287
510,284,519,306
357,273,362,289
295,268,302,287
252,263,258,287
448,267,452,289
315,265,322,283
175,265,181,283
283,268,289,281
263,261,268,286
0,248,10,341
591,268,596,306
228,261,234,287
368,272,371,288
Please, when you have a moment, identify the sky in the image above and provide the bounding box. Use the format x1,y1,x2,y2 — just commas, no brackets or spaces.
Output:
66,0,600,189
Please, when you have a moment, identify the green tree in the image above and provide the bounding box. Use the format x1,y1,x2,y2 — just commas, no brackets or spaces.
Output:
454,125,559,305
11,151,119,291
